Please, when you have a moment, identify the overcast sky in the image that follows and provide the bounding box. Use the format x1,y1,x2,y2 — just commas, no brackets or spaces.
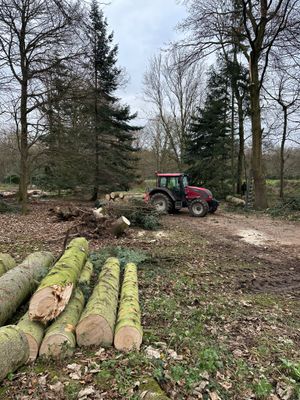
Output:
104,0,187,122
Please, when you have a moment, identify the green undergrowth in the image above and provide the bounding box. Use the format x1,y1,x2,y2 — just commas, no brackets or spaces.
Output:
90,247,148,274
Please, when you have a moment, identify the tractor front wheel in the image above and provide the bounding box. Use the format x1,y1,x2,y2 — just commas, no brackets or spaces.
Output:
150,193,173,214
189,199,209,217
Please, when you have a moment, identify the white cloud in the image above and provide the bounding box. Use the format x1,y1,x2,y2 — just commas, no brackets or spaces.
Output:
104,0,186,116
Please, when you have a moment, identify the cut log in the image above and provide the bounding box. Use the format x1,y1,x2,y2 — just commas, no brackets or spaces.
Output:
114,263,142,352
0,252,54,327
93,207,104,220
0,253,16,277
29,238,88,323
110,192,116,200
17,312,45,362
76,257,120,347
0,325,30,382
39,288,85,358
105,194,111,201
111,216,131,237
139,377,170,399
226,195,246,206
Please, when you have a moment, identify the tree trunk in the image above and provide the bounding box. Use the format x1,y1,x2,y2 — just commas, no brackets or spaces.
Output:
0,252,54,327
139,377,170,400
76,257,120,347
231,84,235,193
280,107,288,199
114,263,142,352
39,288,85,358
29,238,88,323
249,58,268,209
0,253,16,277
19,76,29,214
17,312,45,362
111,216,131,237
0,325,30,382
236,95,245,194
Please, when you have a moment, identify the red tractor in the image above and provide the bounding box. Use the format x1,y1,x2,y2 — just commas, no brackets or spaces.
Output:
145,173,219,217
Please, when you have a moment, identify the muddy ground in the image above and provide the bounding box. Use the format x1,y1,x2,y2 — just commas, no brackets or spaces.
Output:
0,201,300,399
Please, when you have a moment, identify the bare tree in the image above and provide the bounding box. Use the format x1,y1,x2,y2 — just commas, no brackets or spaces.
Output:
144,47,205,169
0,0,82,212
263,66,300,198
179,0,300,209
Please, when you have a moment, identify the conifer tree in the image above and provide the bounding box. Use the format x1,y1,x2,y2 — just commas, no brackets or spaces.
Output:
185,62,232,197
87,0,139,199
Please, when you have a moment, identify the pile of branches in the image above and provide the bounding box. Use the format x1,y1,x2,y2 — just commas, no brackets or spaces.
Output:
49,198,160,240
49,205,112,239
104,198,161,230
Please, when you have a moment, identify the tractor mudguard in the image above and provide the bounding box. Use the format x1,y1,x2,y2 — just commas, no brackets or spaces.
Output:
148,188,176,202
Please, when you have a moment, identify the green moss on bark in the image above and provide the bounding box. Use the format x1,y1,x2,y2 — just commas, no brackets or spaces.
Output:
0,325,29,382
0,252,54,326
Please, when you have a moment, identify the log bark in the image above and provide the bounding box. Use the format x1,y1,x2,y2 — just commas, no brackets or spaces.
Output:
0,325,30,382
114,263,142,352
29,238,88,323
139,377,170,399
0,252,54,327
17,312,44,362
111,216,131,237
0,253,16,277
39,288,85,358
76,257,120,347
226,196,246,207
78,260,93,288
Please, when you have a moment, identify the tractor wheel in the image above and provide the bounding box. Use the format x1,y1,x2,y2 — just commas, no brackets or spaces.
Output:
189,199,209,217
150,193,173,214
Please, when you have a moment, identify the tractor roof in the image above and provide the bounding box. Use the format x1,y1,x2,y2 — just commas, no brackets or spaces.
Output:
156,173,184,177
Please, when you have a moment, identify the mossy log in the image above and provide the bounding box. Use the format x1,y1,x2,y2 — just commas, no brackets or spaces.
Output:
76,257,120,347
0,325,30,382
114,263,142,351
111,216,131,237
139,377,170,399
0,253,16,277
0,252,54,327
29,238,88,323
39,288,85,358
17,312,45,362
78,260,93,288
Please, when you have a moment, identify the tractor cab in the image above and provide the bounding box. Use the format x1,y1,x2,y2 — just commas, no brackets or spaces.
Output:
147,172,219,217
156,173,187,203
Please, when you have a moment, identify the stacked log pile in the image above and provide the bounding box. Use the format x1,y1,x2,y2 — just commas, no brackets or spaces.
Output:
0,241,144,382
105,192,144,202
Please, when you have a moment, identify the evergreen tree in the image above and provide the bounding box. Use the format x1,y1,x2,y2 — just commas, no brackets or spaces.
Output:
87,1,140,199
41,1,140,195
185,62,232,197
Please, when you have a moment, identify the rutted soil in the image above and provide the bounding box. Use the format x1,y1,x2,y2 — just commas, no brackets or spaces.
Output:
167,208,300,297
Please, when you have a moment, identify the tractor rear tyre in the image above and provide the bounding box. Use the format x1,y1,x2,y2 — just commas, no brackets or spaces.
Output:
150,193,173,214
189,199,209,217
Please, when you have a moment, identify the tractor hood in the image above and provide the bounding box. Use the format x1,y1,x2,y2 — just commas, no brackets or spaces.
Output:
186,186,213,199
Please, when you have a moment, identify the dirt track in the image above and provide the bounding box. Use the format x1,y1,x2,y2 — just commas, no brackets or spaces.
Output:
167,208,300,297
